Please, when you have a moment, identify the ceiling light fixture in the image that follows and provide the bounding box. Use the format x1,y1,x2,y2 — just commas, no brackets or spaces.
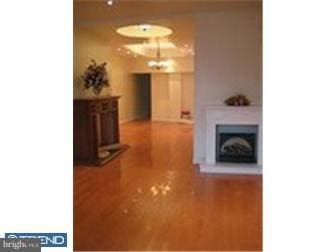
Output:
107,0,113,6
148,41,169,70
139,24,151,32
117,24,172,38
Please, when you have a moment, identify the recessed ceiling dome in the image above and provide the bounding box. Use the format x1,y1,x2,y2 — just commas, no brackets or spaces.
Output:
116,24,173,38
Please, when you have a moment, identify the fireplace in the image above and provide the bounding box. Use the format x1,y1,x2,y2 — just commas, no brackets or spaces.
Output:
216,125,258,163
201,106,262,174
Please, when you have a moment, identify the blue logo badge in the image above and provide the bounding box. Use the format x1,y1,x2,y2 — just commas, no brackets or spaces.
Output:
5,233,67,247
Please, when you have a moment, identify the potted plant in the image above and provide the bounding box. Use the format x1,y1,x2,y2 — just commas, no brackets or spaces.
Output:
81,59,110,95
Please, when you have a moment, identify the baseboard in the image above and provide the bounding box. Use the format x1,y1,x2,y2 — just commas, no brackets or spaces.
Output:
151,117,168,122
120,114,150,124
179,119,194,124
120,118,135,124
200,163,263,175
124,118,191,124
151,118,194,124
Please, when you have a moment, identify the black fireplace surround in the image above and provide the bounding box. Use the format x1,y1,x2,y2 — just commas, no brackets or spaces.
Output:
216,125,258,163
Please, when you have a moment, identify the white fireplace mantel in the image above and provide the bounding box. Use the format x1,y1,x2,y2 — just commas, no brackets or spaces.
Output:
200,105,262,175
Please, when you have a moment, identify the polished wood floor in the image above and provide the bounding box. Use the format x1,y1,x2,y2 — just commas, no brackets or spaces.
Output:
74,121,262,251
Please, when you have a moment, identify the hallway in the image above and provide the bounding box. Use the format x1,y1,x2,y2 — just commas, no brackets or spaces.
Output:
74,121,262,251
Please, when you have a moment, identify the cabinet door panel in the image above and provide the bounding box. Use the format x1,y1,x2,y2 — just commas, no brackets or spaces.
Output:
100,111,117,146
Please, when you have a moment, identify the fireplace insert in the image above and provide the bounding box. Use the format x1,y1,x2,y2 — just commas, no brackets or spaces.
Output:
216,125,258,163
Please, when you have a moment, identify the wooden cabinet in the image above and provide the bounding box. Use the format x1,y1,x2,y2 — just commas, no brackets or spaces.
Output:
74,96,127,165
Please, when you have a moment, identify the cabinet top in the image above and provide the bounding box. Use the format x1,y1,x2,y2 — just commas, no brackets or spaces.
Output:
74,96,121,101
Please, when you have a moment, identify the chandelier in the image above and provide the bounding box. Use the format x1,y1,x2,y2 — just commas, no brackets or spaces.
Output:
148,41,169,70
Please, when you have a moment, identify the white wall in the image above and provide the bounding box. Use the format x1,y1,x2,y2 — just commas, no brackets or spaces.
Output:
181,73,195,117
194,9,262,163
151,73,194,122
151,73,170,121
73,28,114,98
168,74,182,121
73,27,147,122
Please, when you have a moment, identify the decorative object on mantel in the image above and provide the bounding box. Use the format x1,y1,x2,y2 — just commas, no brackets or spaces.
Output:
81,60,109,95
224,94,250,106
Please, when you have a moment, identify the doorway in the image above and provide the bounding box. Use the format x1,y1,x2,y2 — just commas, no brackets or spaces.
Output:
134,73,151,120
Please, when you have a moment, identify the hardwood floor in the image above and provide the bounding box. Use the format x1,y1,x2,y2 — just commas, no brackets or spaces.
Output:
74,120,262,251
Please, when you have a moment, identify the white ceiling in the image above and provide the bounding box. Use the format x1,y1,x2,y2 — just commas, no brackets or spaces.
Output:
74,0,262,23
74,0,261,59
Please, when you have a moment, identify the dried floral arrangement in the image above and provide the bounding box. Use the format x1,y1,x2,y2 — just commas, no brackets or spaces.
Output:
82,60,109,95
224,94,250,106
